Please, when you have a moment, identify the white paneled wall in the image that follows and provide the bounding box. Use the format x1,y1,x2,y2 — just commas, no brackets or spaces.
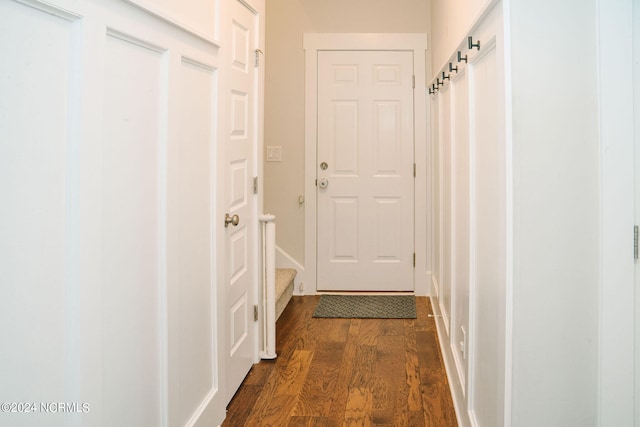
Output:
0,0,263,425
469,36,506,427
169,57,219,426
430,2,506,427
430,95,441,301
438,83,453,336
451,68,470,393
431,1,635,425
126,0,220,42
102,29,167,427
0,0,78,408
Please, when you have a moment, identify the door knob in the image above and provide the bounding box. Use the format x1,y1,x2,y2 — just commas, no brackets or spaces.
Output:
225,213,240,227
318,178,329,189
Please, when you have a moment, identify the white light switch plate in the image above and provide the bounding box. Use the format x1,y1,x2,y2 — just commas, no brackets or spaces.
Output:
266,146,282,162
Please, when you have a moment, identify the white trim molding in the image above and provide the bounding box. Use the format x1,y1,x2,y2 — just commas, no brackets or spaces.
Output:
121,0,222,46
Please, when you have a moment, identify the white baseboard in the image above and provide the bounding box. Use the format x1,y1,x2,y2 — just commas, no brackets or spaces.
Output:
415,271,432,296
430,277,473,427
275,245,306,295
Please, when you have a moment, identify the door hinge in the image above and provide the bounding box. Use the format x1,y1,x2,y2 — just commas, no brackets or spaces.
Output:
253,176,258,194
635,226,638,261
253,305,259,322
413,163,416,177
255,49,263,67
413,253,416,267
412,75,415,89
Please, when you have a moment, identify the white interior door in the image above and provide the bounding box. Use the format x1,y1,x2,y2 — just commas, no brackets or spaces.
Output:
316,50,415,292
225,0,258,403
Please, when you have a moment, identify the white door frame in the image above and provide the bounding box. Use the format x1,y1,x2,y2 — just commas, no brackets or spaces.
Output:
303,33,429,295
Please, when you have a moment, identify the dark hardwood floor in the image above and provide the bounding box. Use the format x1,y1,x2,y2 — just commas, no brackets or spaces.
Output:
222,295,457,426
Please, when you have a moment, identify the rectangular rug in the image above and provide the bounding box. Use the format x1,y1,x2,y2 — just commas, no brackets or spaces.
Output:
312,295,416,319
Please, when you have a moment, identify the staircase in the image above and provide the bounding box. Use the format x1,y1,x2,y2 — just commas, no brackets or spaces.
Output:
275,268,296,320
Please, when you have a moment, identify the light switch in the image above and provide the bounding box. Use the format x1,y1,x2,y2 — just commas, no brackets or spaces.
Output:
266,146,282,162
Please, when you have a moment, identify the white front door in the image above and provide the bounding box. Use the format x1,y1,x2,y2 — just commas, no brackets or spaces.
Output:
224,0,259,403
316,50,415,292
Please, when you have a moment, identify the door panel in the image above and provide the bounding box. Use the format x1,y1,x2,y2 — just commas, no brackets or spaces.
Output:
373,101,402,175
331,197,359,260
317,50,414,292
225,0,258,403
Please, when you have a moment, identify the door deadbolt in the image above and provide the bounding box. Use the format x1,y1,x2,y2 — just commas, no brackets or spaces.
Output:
225,213,240,227
320,162,328,170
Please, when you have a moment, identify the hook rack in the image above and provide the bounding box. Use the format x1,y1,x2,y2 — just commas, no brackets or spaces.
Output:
468,36,480,50
431,35,483,94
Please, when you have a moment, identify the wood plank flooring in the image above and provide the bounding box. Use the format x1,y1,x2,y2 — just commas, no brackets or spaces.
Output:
222,296,457,427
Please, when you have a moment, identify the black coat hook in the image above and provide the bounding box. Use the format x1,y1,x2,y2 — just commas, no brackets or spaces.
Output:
429,87,434,95
437,78,443,87
468,36,480,50
442,71,450,81
457,51,467,63
449,62,458,73
432,83,438,92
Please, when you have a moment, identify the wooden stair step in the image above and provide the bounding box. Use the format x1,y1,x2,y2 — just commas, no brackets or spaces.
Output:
275,268,296,320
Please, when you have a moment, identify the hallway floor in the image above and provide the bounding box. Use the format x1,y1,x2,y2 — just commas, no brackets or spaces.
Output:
222,295,457,426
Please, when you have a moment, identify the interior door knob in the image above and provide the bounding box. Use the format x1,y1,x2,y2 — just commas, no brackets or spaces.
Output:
318,178,329,189
225,213,240,227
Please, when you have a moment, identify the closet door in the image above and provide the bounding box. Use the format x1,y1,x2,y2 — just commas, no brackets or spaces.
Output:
224,0,261,404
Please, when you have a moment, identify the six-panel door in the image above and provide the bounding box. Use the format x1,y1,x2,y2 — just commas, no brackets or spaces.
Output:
316,50,415,292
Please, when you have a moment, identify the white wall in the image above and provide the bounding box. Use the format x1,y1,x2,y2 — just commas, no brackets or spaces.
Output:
125,0,220,41
509,0,600,425
597,3,635,426
430,0,490,78
429,3,506,426
0,0,262,425
430,0,605,426
265,0,431,265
